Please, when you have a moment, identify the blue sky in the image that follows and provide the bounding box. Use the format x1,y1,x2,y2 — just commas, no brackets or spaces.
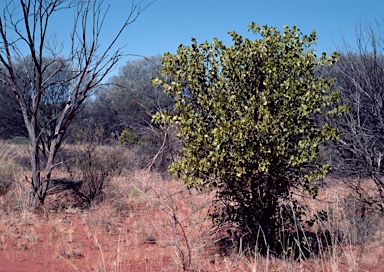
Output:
1,0,383,76
118,0,383,56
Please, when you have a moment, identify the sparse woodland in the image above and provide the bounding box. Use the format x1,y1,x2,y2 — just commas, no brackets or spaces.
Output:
0,1,384,271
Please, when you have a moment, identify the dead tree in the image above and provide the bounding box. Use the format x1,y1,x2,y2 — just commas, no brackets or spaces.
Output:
323,20,384,214
0,0,152,207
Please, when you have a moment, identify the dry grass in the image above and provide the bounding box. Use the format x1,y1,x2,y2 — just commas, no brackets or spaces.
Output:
0,141,383,271
0,140,29,199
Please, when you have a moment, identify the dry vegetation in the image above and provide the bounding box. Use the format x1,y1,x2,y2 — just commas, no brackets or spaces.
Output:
0,140,384,272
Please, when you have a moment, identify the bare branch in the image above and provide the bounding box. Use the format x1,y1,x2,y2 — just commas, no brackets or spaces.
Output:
0,0,153,207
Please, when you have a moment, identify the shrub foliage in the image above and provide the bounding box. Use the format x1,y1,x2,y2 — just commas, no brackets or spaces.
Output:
153,24,345,254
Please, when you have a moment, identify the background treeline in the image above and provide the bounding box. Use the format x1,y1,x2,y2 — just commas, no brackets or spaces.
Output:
0,55,176,172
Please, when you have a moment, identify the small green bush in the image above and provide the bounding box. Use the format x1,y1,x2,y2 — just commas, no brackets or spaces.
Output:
118,129,140,147
11,136,29,145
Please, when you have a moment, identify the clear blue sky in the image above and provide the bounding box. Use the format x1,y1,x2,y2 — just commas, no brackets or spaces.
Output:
117,0,383,56
1,0,383,77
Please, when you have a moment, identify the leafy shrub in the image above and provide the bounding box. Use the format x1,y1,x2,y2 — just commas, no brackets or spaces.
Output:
153,24,344,255
118,129,140,147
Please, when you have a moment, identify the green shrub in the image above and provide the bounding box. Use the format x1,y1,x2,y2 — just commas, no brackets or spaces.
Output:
118,129,140,147
153,23,345,255
11,136,29,145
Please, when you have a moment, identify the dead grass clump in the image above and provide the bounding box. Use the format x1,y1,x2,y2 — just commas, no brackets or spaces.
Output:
147,181,219,271
13,228,40,251
82,202,123,236
2,182,36,223
59,243,85,259
0,140,26,196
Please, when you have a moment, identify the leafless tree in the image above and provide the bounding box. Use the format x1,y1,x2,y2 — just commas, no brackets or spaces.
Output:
324,20,384,214
0,0,152,207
